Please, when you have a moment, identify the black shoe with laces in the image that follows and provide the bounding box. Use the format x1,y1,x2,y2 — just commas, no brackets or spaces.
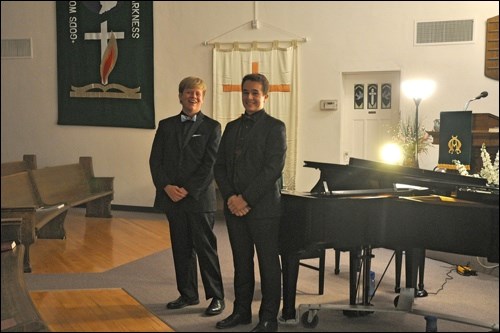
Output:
250,321,278,332
166,296,199,309
215,312,252,329
205,298,225,316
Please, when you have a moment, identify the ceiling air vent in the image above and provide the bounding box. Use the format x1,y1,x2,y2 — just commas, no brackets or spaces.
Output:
415,19,474,45
1,38,32,59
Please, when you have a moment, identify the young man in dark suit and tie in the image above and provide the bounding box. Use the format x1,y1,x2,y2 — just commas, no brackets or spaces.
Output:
214,73,287,332
149,76,225,317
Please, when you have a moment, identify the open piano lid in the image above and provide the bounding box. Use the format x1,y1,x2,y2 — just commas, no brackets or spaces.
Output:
348,157,497,198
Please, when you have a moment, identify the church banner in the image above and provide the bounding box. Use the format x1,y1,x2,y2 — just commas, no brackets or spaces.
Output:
213,41,299,190
56,1,154,129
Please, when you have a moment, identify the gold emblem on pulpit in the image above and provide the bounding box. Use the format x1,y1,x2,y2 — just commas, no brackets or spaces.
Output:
448,135,462,154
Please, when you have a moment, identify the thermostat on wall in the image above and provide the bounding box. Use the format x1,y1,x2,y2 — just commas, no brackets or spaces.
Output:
320,100,338,110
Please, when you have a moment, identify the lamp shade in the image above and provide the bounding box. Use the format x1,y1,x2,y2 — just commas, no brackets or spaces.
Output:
401,79,436,100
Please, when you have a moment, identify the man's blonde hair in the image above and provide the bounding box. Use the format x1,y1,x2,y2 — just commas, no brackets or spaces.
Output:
178,76,207,96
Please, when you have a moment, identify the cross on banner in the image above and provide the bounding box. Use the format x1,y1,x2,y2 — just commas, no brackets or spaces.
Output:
84,21,125,58
222,62,291,92
213,42,298,190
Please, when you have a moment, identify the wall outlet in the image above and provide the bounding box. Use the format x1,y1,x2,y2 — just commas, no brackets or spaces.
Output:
343,151,349,163
320,100,338,110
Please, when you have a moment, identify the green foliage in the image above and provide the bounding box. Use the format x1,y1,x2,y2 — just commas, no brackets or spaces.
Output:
390,116,432,165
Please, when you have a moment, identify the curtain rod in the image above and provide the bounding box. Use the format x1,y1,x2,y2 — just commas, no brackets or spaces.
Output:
203,38,308,46
202,19,308,46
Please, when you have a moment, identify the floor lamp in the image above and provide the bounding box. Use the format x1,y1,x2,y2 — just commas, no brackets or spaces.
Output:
401,79,436,168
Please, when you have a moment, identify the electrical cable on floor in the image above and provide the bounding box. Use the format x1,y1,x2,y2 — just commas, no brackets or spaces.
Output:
426,266,455,295
475,256,499,269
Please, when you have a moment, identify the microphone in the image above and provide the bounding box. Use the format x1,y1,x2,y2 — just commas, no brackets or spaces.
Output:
474,91,488,100
464,91,488,111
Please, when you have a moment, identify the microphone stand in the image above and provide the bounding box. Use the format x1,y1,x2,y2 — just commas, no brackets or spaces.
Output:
464,99,474,111
464,92,487,111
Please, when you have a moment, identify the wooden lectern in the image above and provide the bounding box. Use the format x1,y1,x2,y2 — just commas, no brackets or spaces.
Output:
428,113,499,174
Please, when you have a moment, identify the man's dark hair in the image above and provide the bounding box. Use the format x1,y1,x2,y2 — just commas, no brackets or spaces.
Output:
241,73,269,95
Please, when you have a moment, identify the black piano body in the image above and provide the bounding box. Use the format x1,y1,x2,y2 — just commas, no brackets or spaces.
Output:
280,158,499,320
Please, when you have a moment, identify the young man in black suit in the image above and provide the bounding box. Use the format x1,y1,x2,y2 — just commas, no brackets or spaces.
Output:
149,76,225,317
214,73,287,332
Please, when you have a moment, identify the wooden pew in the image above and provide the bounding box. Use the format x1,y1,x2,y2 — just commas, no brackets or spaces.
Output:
1,154,37,177
1,217,49,332
1,172,69,273
30,156,114,218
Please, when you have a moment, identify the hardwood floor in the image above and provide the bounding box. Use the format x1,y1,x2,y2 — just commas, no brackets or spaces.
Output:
29,208,171,274
31,289,173,332
28,208,173,331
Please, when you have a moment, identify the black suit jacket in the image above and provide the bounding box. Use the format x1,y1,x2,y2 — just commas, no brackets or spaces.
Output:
150,112,221,213
214,111,287,218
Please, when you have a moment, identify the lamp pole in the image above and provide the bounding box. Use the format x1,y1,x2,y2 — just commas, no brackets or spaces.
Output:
414,97,422,168
402,79,436,169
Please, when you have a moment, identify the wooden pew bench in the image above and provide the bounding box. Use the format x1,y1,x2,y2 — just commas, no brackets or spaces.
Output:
30,157,114,218
1,154,37,177
1,172,69,273
1,218,49,332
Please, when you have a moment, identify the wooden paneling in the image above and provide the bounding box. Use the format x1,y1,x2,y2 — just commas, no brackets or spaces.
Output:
485,15,499,80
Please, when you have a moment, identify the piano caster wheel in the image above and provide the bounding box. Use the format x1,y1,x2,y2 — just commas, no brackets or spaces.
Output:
416,289,428,297
301,311,319,328
395,287,401,293
394,295,399,308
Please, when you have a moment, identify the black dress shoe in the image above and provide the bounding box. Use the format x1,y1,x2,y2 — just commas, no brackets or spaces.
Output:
205,298,225,316
250,321,278,332
215,312,252,329
166,296,199,309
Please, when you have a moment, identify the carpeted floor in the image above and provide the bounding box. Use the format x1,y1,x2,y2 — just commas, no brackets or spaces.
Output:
25,211,499,332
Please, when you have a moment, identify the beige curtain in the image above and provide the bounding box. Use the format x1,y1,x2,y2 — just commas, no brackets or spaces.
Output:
213,41,298,190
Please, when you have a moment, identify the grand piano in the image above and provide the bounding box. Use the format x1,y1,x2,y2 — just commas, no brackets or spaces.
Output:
279,158,499,323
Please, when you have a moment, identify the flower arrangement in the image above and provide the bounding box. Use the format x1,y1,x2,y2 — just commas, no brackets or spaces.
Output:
453,143,499,186
390,116,433,166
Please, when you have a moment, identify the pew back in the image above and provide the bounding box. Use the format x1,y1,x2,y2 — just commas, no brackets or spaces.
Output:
31,163,92,206
1,171,40,208
1,154,37,177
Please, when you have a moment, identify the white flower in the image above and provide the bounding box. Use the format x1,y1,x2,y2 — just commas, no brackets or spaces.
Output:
453,144,499,186
390,116,432,165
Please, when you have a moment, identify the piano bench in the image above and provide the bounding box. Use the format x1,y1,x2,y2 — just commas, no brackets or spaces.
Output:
299,248,325,295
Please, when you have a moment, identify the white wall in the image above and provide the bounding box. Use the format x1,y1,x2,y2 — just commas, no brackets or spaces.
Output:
2,1,498,206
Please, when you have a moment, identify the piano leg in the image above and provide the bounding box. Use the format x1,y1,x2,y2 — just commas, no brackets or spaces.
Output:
334,249,340,274
405,248,428,297
395,250,403,293
343,247,375,317
362,247,374,306
346,247,374,306
416,249,428,297
280,252,300,321
349,250,358,305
